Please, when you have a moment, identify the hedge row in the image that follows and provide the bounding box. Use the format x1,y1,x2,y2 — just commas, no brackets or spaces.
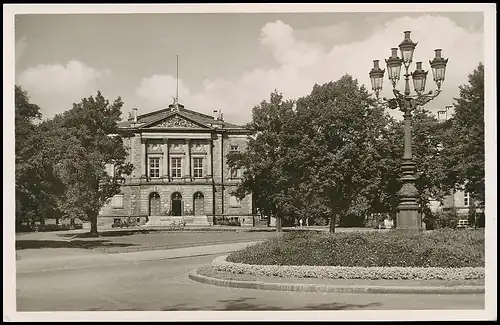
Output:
213,255,485,280
227,229,485,268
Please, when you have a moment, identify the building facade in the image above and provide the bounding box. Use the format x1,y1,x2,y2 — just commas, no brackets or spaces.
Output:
97,102,254,228
428,190,476,217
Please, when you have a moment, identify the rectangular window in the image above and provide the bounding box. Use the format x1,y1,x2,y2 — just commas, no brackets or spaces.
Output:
464,192,470,207
230,145,239,152
111,195,124,209
171,157,182,178
193,157,203,178
149,157,160,178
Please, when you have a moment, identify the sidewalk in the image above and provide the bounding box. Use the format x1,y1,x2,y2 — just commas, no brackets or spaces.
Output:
16,241,260,274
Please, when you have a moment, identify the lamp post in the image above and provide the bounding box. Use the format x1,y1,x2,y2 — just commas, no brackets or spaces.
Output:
369,30,449,232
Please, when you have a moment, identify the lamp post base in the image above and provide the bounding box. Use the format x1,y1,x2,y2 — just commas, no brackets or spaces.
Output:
396,205,423,232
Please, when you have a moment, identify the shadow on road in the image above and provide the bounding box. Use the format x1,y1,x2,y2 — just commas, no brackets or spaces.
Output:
57,230,157,238
15,240,137,250
159,297,382,311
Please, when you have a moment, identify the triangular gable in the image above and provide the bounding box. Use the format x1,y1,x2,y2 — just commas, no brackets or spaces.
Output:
140,112,210,129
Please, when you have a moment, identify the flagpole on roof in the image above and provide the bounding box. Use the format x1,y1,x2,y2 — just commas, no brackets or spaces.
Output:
176,54,179,107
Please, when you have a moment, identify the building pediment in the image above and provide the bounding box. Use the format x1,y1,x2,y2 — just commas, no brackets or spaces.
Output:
141,113,210,130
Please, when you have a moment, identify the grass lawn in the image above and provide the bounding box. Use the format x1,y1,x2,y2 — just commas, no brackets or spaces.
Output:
227,229,485,268
93,231,276,252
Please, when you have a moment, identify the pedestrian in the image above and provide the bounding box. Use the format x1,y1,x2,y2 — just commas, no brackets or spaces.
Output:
306,217,309,227
299,218,303,227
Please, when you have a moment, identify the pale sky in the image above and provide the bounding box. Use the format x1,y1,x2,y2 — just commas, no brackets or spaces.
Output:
15,10,484,125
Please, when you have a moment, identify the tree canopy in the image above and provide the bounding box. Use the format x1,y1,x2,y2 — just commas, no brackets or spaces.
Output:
441,63,485,205
14,85,56,226
229,75,393,232
227,90,298,232
15,88,132,235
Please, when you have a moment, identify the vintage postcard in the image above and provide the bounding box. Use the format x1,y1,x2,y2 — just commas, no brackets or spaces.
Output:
4,3,496,322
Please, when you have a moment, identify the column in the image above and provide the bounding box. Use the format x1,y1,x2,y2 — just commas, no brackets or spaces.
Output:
130,135,136,178
185,139,191,179
162,138,169,181
206,139,212,177
140,138,146,178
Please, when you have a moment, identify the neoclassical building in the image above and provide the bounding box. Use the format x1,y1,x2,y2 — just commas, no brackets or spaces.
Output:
98,102,254,228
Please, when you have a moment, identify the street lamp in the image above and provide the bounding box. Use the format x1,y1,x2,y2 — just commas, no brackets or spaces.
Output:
369,30,449,232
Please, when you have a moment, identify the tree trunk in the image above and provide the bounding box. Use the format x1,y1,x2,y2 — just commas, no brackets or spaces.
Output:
56,217,59,225
276,215,282,233
329,215,336,233
89,213,99,237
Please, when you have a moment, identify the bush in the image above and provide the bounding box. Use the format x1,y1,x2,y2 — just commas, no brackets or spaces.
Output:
227,229,485,268
339,213,365,227
435,208,459,229
476,212,485,228
216,218,241,226
364,213,388,229
311,217,328,226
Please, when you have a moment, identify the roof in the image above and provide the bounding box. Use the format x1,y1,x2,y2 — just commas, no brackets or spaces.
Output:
118,104,246,131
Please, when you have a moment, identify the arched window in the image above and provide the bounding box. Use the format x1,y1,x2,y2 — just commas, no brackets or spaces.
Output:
149,192,161,216
193,192,205,216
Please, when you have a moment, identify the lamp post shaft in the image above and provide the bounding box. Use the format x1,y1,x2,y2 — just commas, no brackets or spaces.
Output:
397,105,422,232
404,65,411,96
403,106,413,160
396,66,422,232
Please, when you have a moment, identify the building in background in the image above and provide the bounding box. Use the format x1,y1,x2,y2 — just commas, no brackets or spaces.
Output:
98,101,254,229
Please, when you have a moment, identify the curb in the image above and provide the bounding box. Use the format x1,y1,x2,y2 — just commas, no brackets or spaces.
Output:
188,269,485,295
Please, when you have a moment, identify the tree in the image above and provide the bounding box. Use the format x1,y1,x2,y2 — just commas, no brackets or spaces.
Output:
294,75,388,233
367,117,402,219
15,85,46,229
227,90,298,233
441,63,485,205
51,92,133,236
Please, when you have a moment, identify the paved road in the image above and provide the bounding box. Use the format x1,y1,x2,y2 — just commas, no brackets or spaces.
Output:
17,254,484,312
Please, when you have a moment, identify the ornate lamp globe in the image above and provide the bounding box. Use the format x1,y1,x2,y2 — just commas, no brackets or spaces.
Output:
411,62,428,94
369,60,385,98
385,48,403,88
429,49,449,89
399,31,418,66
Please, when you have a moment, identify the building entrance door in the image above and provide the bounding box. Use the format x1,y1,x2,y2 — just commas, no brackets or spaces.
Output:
171,192,183,216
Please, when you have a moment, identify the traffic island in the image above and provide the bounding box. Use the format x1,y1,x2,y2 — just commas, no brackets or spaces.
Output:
189,230,485,294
